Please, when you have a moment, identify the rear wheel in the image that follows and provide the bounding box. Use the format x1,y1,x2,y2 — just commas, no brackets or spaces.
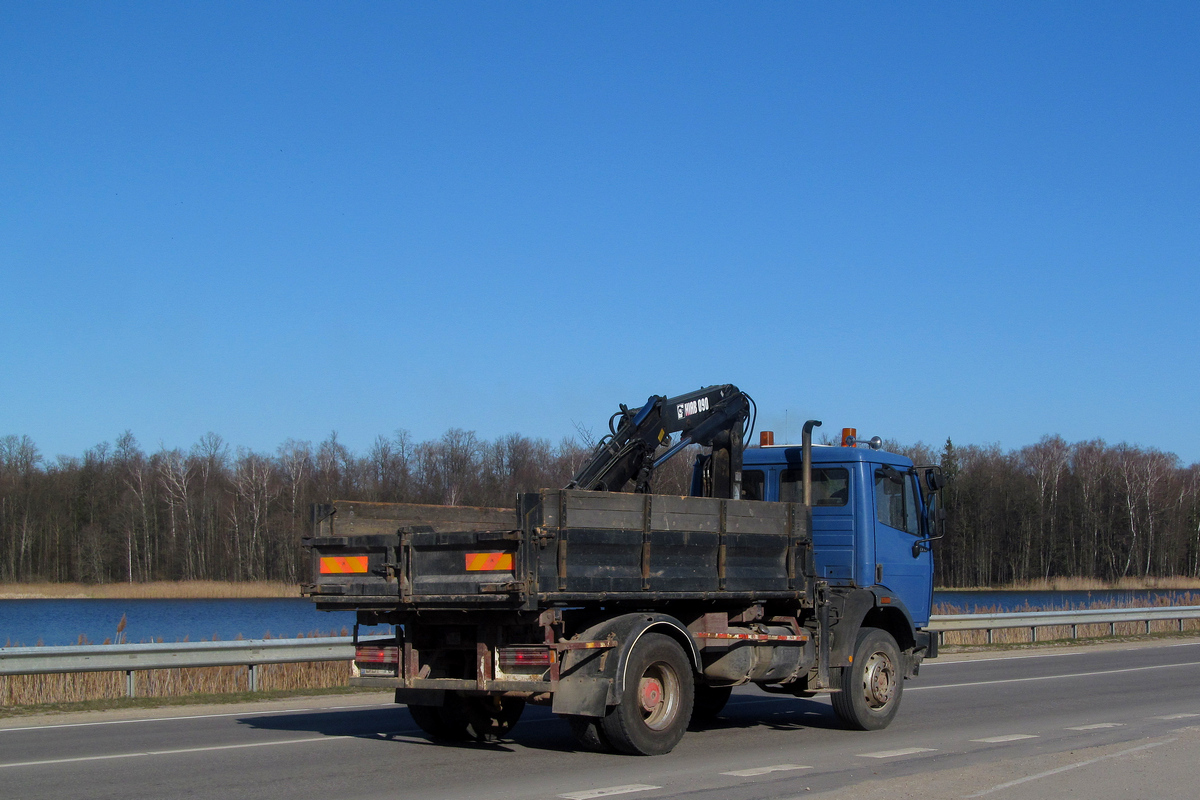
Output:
831,627,903,731
566,715,615,752
464,696,525,741
407,693,525,742
408,700,470,741
600,633,694,755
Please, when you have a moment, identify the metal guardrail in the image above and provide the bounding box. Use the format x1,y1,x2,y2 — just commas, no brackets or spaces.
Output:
0,637,357,696
928,605,1200,645
3,607,1199,698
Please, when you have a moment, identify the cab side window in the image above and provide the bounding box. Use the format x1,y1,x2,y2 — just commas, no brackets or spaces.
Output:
742,470,765,501
875,469,920,535
780,468,849,506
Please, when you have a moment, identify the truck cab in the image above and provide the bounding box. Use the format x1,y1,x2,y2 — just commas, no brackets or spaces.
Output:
739,441,937,628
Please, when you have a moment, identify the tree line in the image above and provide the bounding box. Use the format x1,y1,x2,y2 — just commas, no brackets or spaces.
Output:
922,436,1200,586
1,429,1197,587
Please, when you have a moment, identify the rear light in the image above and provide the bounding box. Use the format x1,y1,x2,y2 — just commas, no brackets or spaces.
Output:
355,645,399,664
497,646,554,668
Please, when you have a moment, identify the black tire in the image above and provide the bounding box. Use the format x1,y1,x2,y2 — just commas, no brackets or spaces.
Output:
692,685,732,721
463,696,525,741
831,627,903,731
566,715,615,752
408,694,525,742
600,633,694,756
408,700,470,741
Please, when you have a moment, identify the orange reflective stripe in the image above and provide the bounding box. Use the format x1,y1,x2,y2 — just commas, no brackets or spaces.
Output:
465,552,513,571
320,556,369,574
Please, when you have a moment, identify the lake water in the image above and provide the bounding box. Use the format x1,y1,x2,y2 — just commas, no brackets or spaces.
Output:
0,598,389,648
3,589,1198,647
932,589,1200,614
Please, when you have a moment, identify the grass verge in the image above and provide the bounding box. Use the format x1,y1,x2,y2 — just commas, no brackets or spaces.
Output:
0,685,383,720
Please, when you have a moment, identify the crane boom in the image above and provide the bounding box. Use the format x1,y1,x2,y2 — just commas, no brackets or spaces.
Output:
567,384,752,497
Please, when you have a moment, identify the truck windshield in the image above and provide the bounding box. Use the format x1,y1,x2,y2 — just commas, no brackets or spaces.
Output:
780,468,849,506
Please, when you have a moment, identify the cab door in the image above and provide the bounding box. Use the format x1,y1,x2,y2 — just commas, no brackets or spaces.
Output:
872,466,933,626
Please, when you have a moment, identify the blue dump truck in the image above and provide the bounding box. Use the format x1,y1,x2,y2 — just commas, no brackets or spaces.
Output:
303,385,943,755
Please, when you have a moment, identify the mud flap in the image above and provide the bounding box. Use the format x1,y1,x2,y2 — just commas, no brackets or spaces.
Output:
552,613,699,718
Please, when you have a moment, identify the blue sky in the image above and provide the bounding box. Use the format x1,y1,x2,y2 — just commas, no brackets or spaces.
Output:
2,2,1198,464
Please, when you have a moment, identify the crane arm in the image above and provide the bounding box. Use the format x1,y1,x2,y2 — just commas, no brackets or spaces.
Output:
567,384,752,496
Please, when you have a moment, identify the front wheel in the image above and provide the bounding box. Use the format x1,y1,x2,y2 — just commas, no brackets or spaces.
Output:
601,633,694,755
831,627,903,731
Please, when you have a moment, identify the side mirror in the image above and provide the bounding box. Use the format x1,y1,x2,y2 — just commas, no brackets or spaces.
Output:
924,468,946,492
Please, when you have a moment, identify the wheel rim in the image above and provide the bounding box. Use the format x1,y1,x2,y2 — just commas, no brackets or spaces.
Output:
860,649,896,709
637,660,680,730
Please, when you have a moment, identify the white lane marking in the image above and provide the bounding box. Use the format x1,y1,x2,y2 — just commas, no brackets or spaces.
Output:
856,747,936,758
558,785,661,800
1156,713,1200,720
722,764,812,777
965,738,1174,797
0,702,395,733
1066,723,1124,730
0,734,353,769
910,659,1200,692
971,734,1039,743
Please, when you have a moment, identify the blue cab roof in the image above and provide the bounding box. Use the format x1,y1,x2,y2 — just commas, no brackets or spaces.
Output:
742,444,914,469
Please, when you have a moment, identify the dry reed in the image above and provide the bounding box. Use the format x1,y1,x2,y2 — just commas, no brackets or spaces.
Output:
0,581,300,599
0,661,352,707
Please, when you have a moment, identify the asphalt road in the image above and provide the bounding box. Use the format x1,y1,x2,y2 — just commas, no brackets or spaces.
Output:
3,639,1200,800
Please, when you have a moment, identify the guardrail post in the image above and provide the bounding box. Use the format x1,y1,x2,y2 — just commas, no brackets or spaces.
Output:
1030,626,1037,643
1071,623,1077,639
125,670,136,698
248,663,258,692
1110,621,1116,636
1146,619,1151,635
1180,618,1185,632
986,629,992,644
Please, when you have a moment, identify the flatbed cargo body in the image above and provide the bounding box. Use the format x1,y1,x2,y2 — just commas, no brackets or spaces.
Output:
307,489,814,611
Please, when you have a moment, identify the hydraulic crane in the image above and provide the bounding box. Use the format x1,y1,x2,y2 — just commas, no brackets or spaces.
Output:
566,384,754,498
